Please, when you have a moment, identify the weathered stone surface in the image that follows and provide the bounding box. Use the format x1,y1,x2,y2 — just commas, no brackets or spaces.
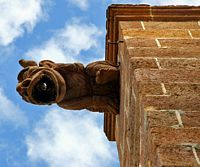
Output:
125,38,157,47
147,110,178,128
128,47,200,58
144,95,200,111
106,4,200,167
137,83,163,95
119,21,143,29
122,29,190,38
143,21,200,29
158,58,200,69
190,29,200,38
134,68,200,84
130,57,158,69
147,110,200,128
150,127,200,146
165,83,200,97
155,145,197,167
159,39,200,47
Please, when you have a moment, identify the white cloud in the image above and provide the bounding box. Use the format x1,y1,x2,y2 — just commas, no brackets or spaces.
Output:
68,0,89,10
0,87,27,126
26,109,117,167
26,39,73,63
26,20,102,63
0,0,49,46
139,0,200,5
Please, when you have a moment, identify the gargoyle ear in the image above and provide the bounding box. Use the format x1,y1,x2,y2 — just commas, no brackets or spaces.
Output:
19,59,37,68
39,60,56,68
17,67,29,82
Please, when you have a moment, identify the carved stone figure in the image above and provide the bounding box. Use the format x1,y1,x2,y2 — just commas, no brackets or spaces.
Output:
16,60,119,114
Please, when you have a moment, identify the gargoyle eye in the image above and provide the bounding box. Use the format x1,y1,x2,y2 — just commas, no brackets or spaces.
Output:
32,75,56,104
37,82,47,91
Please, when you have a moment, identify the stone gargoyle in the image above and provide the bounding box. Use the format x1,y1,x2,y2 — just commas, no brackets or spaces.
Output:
16,60,119,114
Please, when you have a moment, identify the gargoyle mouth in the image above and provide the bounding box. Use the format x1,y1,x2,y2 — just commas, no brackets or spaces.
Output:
31,75,57,104
17,67,66,105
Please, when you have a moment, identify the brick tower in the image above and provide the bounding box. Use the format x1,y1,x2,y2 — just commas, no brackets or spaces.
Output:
103,4,200,167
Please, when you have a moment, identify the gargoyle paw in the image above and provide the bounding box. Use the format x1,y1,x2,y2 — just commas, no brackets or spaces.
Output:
96,69,108,84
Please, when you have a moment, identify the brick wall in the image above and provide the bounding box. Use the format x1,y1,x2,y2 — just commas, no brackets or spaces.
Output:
116,20,200,167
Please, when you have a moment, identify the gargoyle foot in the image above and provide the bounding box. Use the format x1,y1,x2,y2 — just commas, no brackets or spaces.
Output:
96,68,119,85
86,61,119,85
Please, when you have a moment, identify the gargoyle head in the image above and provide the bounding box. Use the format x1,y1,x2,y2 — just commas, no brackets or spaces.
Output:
16,60,66,105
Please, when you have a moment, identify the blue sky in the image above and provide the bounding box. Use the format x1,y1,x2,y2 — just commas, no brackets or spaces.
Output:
0,0,199,167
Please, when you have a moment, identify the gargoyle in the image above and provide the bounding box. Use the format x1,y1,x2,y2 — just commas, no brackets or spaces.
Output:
16,60,119,114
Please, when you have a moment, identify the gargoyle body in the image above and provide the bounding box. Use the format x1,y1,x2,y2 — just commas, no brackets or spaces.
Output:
16,60,119,114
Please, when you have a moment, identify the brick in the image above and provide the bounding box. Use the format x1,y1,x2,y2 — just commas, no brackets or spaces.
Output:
158,58,200,70
128,47,200,58
144,21,200,29
159,39,200,47
122,29,190,38
165,84,200,97
125,38,157,47
130,57,158,69
134,68,200,84
119,21,143,29
143,95,200,111
150,127,200,146
147,110,178,128
155,145,197,167
147,128,200,166
190,29,200,38
182,112,200,128
147,110,200,128
138,83,163,95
